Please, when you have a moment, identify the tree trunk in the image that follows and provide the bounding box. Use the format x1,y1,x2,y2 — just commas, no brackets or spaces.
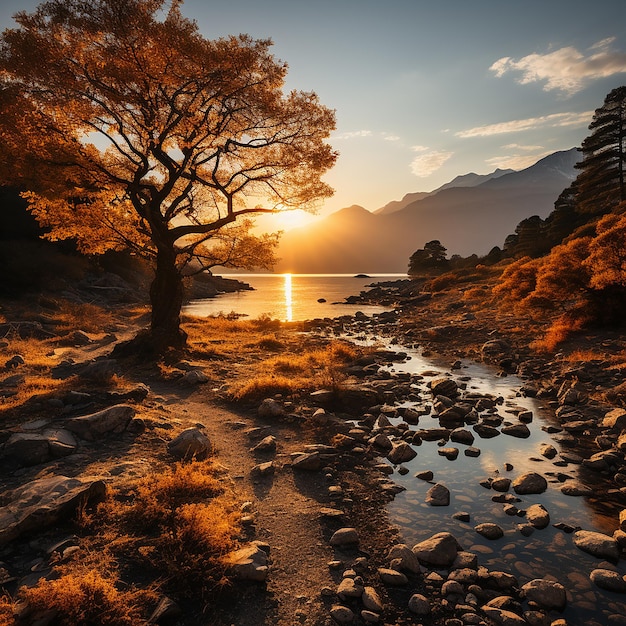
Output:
149,245,187,353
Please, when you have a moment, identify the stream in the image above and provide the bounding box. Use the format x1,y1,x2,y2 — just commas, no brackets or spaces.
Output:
346,337,626,626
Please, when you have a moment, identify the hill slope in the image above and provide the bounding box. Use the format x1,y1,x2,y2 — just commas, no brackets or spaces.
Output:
277,149,579,273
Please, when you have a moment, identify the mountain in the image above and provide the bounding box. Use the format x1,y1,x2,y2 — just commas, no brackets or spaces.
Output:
277,148,579,274
375,168,514,215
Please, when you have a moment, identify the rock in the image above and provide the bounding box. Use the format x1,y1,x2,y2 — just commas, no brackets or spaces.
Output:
226,543,268,581
481,339,510,357
590,569,626,593
166,427,211,460
251,435,277,453
491,477,511,492
387,441,417,464
603,408,626,431
430,378,459,398
65,404,135,441
147,595,182,624
620,509,626,532
0,475,106,545
362,587,384,613
512,472,547,495
412,532,461,567
540,443,558,459
465,446,481,457
337,577,364,599
387,543,420,573
408,593,431,616
451,428,475,445
501,423,531,438
475,523,504,540
360,609,380,623
415,470,434,481
378,567,408,586
78,359,117,383
180,369,209,385
292,451,322,471
438,447,459,460
258,398,285,418
560,481,593,497
329,605,354,624
573,530,620,562
481,606,528,626
330,528,359,547
3,433,52,467
473,423,500,439
426,482,450,506
521,578,567,610
526,504,550,529
251,461,275,476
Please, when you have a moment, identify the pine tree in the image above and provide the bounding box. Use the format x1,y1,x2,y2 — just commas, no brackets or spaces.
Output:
575,86,626,214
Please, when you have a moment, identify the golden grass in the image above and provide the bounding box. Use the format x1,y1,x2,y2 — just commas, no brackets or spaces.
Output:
20,566,152,626
530,315,587,353
0,595,13,626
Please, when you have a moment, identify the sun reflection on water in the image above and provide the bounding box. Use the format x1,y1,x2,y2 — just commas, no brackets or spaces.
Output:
284,273,293,322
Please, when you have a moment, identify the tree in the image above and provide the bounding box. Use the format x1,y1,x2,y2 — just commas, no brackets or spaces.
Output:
0,0,337,352
408,240,449,275
575,86,626,214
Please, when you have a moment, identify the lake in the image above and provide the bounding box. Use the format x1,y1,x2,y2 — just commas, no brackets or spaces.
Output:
184,273,404,321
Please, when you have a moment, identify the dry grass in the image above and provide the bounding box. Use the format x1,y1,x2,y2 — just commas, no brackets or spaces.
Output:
228,340,359,401
530,315,588,353
20,564,153,626
0,595,13,626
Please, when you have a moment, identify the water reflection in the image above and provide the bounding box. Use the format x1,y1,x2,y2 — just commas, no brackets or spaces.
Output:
284,273,293,322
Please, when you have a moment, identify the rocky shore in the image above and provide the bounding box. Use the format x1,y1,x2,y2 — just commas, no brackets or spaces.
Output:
1,274,626,625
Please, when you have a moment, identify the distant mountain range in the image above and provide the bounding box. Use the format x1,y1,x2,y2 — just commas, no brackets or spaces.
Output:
276,148,579,274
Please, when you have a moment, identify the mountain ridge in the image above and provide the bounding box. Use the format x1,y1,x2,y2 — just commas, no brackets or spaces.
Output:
276,148,579,274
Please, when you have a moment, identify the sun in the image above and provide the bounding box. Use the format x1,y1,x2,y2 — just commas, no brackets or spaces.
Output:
256,208,318,232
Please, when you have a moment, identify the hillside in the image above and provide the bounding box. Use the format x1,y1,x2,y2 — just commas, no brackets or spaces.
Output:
277,149,579,273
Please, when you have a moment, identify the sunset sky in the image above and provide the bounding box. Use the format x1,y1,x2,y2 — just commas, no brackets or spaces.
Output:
2,0,626,230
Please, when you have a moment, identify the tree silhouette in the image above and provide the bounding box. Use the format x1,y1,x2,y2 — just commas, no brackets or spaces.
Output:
408,240,449,275
575,86,626,214
0,0,336,352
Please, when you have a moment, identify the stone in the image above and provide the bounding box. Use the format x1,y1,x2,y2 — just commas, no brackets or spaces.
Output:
226,543,269,581
620,509,626,532
475,523,504,540
412,532,461,567
540,443,558,459
512,472,547,495
491,477,511,492
430,378,459,398
473,423,500,439
387,441,417,464
65,404,135,441
337,577,364,599
251,461,275,476
360,610,380,624
501,423,531,438
520,579,566,610
330,528,359,547
329,605,354,624
3,433,52,467
560,481,593,497
415,470,434,481
78,359,117,383
526,504,550,529
438,447,459,460
387,543,420,573
251,435,277,453
166,427,211,460
481,606,528,626
603,408,626,431
180,369,209,385
573,530,620,562
362,587,384,613
0,476,106,545
590,569,626,593
450,428,475,445
378,567,408,586
408,593,431,616
258,398,285,418
426,482,450,506
292,451,322,471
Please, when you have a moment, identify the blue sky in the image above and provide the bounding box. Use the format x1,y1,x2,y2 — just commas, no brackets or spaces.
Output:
2,0,626,229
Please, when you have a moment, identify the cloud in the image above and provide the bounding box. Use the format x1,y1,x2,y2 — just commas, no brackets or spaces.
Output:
485,151,553,171
383,134,400,142
456,111,592,138
410,150,453,177
490,38,626,95
332,129,373,140
503,143,545,151
410,145,429,152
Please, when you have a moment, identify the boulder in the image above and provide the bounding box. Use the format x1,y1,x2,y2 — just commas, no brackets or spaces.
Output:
226,543,269,582
378,567,408,586
387,441,417,464
475,523,504,540
501,423,531,438
330,527,359,547
292,451,322,471
590,569,626,593
481,606,528,626
521,578,567,610
3,433,51,467
426,483,450,506
167,427,211,460
65,404,135,441
258,398,285,418
407,593,431,616
526,504,550,529
387,543,420,573
412,532,461,567
602,408,626,431
0,475,106,545
573,530,620,562
512,472,547,495
430,377,459,398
